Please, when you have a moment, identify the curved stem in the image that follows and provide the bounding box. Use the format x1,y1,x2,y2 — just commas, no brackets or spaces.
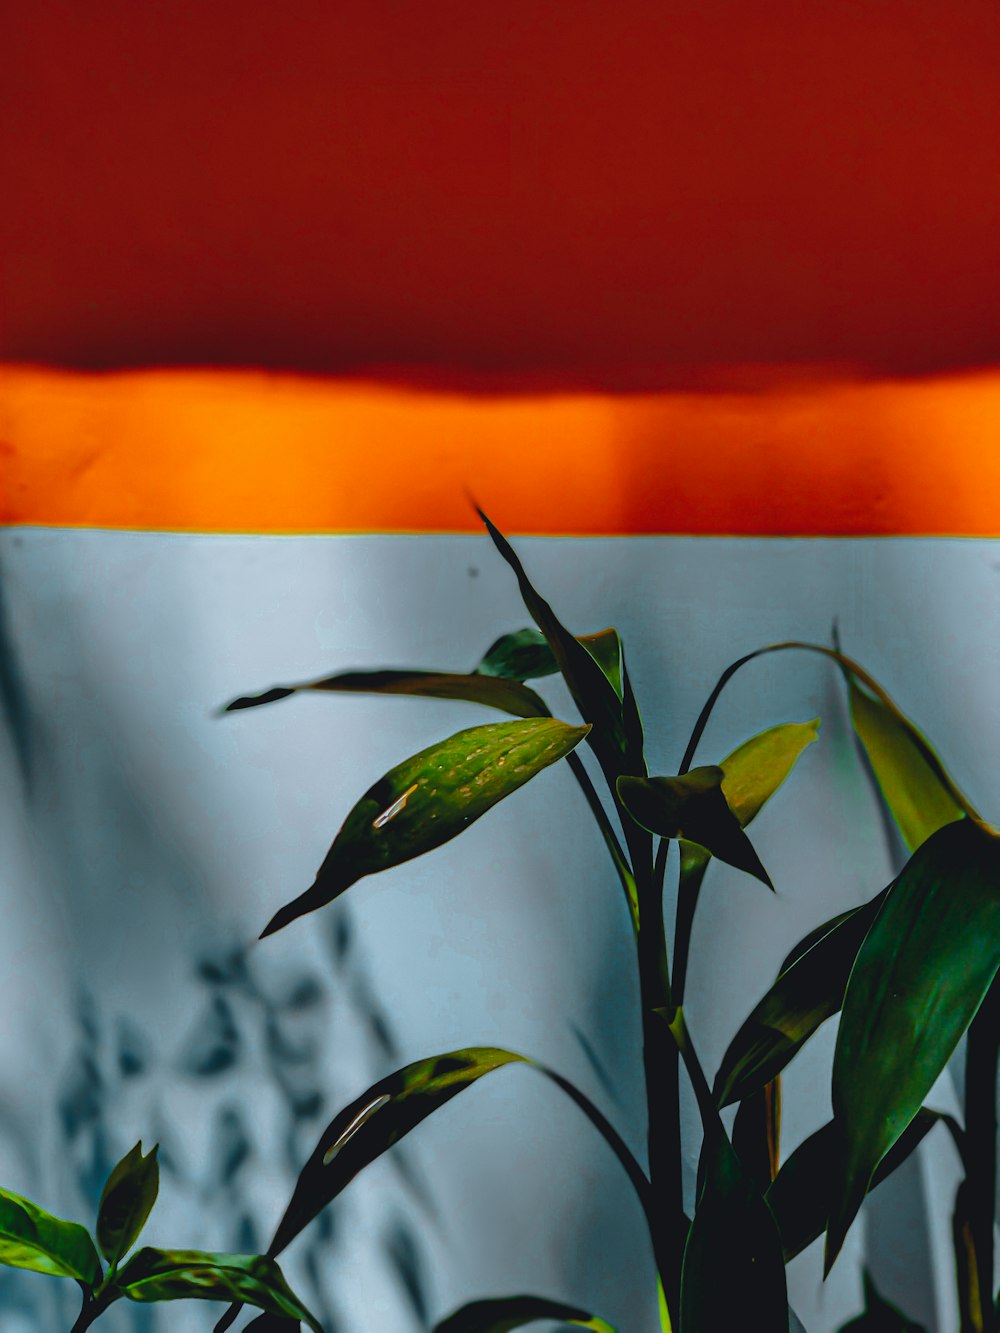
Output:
566,751,639,930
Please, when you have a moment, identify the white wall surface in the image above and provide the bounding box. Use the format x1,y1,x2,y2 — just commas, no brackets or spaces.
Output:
0,529,994,1333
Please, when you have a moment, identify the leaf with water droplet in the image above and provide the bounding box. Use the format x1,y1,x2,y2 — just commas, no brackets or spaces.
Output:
825,817,1000,1273
117,1247,322,1329
433,1294,616,1331
224,668,549,721
0,1187,102,1285
260,717,590,936
97,1141,159,1268
617,767,771,888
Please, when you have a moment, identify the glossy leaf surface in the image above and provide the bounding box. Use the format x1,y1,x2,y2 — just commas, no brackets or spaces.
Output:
0,1186,102,1285
714,887,887,1107
261,717,589,936
268,1049,526,1258
97,1141,159,1268
618,767,771,888
434,1294,615,1332
766,1110,943,1261
827,817,1000,1271
847,674,965,851
226,668,549,721
118,1247,321,1330
474,629,558,680
668,1009,787,1332
838,1273,926,1331
478,510,641,777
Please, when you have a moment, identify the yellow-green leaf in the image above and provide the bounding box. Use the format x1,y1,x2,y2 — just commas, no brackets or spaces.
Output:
260,717,589,936
0,1186,102,1286
97,1141,159,1268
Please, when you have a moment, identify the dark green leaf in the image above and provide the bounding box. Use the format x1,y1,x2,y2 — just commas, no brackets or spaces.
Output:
260,717,590,936
434,1294,615,1332
827,817,1000,1272
846,674,965,852
268,1049,526,1258
617,767,771,888
674,721,819,1000
952,1179,987,1333
244,1318,301,1332
225,668,549,721
714,886,888,1107
474,629,558,680
477,510,642,778
0,1186,102,1285
117,1248,321,1330
732,1080,781,1194
766,1110,943,1262
667,1009,787,1333
838,1272,925,1331
97,1141,159,1268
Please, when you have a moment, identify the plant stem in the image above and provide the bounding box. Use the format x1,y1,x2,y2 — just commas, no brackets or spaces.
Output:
962,977,999,1333
635,838,684,1318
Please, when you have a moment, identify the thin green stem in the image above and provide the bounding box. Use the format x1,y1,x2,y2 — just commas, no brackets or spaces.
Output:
566,751,639,930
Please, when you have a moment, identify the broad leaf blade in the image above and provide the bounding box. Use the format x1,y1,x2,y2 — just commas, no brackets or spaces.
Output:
117,1247,321,1330
714,887,888,1107
847,676,964,851
477,511,641,778
261,717,589,936
434,1294,615,1332
0,1187,102,1285
474,629,557,680
826,817,1000,1271
618,768,771,888
268,1049,526,1258
667,1010,787,1333
226,669,549,721
838,1272,926,1331
766,1110,942,1262
97,1141,159,1268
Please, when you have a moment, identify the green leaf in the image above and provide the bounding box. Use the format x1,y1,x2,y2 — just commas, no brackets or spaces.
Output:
617,767,771,888
666,1009,787,1333
826,817,1000,1272
846,674,965,852
474,628,558,680
225,668,549,721
766,1110,944,1262
0,1186,102,1285
260,716,590,936
713,886,888,1107
477,510,642,779
267,1049,526,1258
838,1272,926,1331
731,1079,781,1194
674,721,819,1000
96,1141,159,1268
433,1294,616,1332
117,1248,322,1330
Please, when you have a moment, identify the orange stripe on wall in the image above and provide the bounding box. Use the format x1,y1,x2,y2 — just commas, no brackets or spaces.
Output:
2,364,1000,535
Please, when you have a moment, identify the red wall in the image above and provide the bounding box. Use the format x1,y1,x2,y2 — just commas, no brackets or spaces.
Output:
4,1,1000,387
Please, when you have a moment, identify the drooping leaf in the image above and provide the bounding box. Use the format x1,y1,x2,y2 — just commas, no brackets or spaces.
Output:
766,1110,944,1261
666,1009,787,1332
846,674,965,852
714,886,889,1107
617,767,771,888
837,1272,926,1331
477,510,642,778
474,629,558,680
826,817,1000,1272
260,717,590,936
0,1186,102,1285
267,1049,526,1259
952,1179,986,1333
244,1317,301,1332
225,668,549,721
433,1294,615,1332
96,1141,159,1268
674,720,819,1000
117,1248,321,1330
